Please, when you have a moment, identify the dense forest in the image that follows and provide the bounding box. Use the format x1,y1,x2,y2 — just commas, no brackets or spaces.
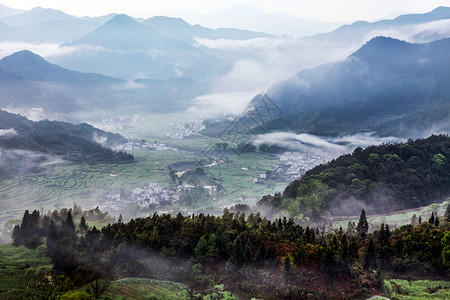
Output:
8,205,450,299
258,135,449,221
0,110,134,166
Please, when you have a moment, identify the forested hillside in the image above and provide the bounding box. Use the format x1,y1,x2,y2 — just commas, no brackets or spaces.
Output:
0,110,133,167
258,135,449,220
7,206,450,299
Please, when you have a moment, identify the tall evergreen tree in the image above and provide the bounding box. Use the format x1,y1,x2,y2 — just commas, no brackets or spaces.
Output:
434,216,440,227
429,212,435,224
357,209,369,238
79,216,88,233
445,205,450,222
363,239,377,270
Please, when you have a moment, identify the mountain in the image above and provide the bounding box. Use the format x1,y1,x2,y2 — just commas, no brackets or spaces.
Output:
0,7,117,43
0,6,77,26
246,37,450,138
0,20,17,41
0,50,208,114
57,14,228,81
0,4,25,19
0,109,133,179
307,6,450,44
257,135,450,220
175,4,345,37
143,16,272,44
0,50,121,85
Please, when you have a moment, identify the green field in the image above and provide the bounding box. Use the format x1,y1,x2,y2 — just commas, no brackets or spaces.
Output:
332,200,450,230
101,278,190,300
384,279,450,299
0,244,52,299
0,112,290,230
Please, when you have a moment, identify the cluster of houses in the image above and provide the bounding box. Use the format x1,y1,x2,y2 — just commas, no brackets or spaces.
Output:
253,152,328,183
165,120,205,139
102,182,196,211
112,141,174,152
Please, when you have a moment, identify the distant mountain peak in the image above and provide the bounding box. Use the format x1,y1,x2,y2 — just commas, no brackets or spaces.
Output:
1,50,48,65
351,36,414,60
105,14,141,27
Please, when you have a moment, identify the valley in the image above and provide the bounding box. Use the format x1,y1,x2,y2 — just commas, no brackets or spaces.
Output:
0,2,449,299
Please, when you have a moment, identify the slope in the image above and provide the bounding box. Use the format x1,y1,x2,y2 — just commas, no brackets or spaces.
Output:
251,37,450,137
257,135,450,220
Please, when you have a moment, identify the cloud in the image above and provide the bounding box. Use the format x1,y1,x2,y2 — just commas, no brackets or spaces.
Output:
0,128,17,137
253,131,400,157
363,19,450,43
1,107,47,121
188,91,258,116
191,36,356,117
93,132,108,147
0,41,108,60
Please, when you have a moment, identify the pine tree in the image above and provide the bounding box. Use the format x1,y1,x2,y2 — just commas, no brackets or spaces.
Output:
65,211,76,237
419,215,422,224
283,256,292,276
363,239,377,270
79,216,88,232
357,209,369,238
434,216,440,227
445,205,450,222
429,212,435,224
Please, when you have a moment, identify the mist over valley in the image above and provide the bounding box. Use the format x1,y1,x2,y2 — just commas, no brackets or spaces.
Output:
0,2,449,299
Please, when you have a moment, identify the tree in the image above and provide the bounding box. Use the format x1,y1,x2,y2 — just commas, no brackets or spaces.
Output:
363,239,377,270
79,216,88,233
441,231,450,267
445,205,450,222
357,209,369,238
429,212,435,224
283,256,292,278
434,216,440,227
194,236,208,259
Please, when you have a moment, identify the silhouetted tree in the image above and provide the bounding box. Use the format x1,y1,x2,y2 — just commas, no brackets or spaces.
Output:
434,216,440,227
363,239,377,270
429,212,435,224
357,209,369,238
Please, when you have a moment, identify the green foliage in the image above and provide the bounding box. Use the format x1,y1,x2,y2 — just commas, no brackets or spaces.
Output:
101,278,190,300
259,135,450,219
441,231,450,267
386,279,450,299
357,209,369,237
59,290,96,300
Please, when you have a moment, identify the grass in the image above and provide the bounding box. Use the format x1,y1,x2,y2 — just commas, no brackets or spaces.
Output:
332,201,450,230
0,244,52,299
385,279,450,299
100,278,190,300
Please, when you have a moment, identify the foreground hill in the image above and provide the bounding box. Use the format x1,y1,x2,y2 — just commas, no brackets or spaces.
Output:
7,204,450,299
253,37,450,138
0,110,133,176
258,135,449,220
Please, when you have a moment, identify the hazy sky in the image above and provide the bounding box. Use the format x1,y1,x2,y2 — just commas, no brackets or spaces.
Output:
1,0,449,21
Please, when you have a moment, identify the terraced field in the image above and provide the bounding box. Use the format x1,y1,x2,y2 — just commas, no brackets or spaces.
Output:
0,112,288,230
